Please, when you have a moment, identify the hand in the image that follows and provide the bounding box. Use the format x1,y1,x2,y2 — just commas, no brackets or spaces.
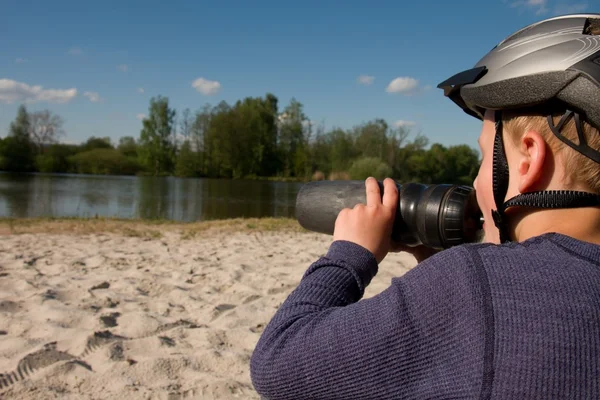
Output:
333,177,397,263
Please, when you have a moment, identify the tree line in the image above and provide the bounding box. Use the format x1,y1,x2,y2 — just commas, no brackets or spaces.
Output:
0,93,480,185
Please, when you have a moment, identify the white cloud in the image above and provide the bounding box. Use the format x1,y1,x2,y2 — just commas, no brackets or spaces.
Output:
393,120,417,128
386,77,419,94
137,87,145,94
83,91,102,102
192,77,221,95
136,113,146,120
118,64,129,72
69,47,83,55
510,0,548,14
357,75,375,85
15,58,27,64
0,79,77,104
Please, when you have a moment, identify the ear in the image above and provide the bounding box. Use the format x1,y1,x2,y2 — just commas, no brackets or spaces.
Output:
517,130,547,193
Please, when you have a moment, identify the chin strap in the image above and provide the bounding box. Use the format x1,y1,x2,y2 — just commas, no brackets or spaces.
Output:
493,191,600,239
491,111,511,243
491,110,600,243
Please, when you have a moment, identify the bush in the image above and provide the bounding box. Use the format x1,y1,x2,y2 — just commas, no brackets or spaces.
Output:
68,149,144,175
328,171,350,181
311,170,325,181
0,136,36,172
35,144,78,173
348,157,392,181
174,141,199,178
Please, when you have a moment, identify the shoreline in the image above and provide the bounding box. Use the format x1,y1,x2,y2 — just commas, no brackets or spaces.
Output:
0,217,305,236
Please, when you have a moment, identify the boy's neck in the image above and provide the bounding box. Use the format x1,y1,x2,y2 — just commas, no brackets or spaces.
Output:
509,207,600,245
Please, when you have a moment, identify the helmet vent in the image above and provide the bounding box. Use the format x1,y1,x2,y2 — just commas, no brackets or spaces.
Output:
583,18,600,36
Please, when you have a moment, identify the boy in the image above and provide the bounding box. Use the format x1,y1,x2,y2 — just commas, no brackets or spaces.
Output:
251,14,600,399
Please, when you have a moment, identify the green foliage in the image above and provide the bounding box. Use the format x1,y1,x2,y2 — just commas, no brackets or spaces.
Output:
138,96,176,176
278,98,308,177
0,95,482,185
35,144,78,173
329,129,356,172
0,105,35,172
201,94,280,179
69,149,144,175
174,140,199,177
349,157,393,181
11,105,31,140
117,136,138,158
81,136,113,152
353,119,388,160
401,143,479,185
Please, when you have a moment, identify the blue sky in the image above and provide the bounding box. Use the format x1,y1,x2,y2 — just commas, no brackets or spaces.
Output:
0,0,592,148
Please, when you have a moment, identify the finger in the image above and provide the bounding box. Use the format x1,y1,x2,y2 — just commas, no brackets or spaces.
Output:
365,177,381,207
382,178,398,210
337,208,350,218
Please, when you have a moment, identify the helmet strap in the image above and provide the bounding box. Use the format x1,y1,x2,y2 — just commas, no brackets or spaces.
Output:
491,111,512,243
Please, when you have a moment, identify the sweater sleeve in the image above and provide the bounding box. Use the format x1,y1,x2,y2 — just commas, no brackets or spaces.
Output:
250,241,488,400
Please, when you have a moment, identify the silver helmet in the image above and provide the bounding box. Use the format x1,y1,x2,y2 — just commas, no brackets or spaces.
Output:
438,14,600,243
438,14,600,133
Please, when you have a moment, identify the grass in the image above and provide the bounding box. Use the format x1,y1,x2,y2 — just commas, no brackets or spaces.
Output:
0,216,306,237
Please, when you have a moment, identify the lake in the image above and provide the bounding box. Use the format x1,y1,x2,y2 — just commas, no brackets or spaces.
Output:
0,173,306,221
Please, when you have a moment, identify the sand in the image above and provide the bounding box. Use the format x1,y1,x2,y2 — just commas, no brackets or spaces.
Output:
0,221,417,399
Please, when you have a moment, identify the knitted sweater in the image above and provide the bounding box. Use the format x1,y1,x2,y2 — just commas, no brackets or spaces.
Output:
250,233,600,399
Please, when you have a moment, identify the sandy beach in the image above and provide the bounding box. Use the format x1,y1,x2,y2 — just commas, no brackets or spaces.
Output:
0,219,418,399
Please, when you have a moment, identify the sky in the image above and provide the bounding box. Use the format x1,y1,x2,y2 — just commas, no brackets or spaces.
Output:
0,0,592,148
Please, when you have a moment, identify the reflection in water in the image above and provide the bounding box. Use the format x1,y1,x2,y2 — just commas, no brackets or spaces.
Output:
0,173,34,218
0,172,304,221
137,176,172,220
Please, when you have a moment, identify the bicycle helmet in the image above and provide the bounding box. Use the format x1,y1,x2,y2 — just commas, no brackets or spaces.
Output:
438,14,600,242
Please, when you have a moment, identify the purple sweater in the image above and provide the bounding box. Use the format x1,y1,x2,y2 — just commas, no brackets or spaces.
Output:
250,233,600,399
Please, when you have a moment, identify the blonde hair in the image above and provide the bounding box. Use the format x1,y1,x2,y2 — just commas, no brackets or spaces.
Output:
503,110,600,193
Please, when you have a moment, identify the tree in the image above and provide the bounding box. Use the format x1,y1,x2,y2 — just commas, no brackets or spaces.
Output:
394,133,429,182
348,157,393,181
69,149,143,175
443,144,480,185
278,98,309,177
329,128,355,173
386,126,411,173
35,144,78,173
174,140,198,177
29,110,65,153
0,105,35,172
190,104,213,175
81,136,113,152
138,96,176,176
117,136,138,158
353,119,388,160
199,94,280,179
260,93,280,176
180,108,193,141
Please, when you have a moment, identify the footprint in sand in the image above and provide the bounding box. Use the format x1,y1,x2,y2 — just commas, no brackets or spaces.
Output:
0,342,76,391
79,331,128,358
211,304,236,321
100,312,121,328
0,300,20,313
242,295,261,304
